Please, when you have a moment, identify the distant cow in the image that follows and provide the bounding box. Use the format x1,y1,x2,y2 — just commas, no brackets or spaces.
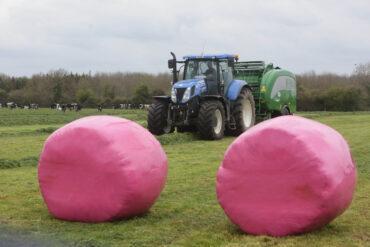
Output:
68,103,81,111
30,103,39,109
75,104,82,111
61,104,67,112
66,103,73,111
7,102,17,109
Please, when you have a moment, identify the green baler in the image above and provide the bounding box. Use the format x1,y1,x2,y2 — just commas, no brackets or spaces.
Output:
234,61,297,119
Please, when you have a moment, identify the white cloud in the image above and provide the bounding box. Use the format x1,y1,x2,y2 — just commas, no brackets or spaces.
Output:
0,0,369,76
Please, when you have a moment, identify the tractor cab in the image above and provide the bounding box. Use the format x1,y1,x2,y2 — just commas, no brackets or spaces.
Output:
169,54,238,103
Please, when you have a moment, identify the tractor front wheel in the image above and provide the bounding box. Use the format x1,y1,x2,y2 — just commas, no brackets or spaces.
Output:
197,101,225,140
147,100,173,135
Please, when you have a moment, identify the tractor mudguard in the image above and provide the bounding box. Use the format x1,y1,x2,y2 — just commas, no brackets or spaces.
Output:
153,96,171,103
226,80,248,101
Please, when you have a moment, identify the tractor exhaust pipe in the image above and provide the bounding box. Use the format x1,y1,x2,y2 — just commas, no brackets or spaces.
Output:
169,52,178,83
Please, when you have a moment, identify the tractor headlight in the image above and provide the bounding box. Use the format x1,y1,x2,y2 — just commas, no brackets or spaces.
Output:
171,88,177,103
182,87,192,103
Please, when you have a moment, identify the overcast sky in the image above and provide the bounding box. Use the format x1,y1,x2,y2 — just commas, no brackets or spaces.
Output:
0,0,369,76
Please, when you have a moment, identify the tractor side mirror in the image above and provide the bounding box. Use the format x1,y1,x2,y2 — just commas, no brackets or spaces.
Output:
168,59,175,69
228,58,234,67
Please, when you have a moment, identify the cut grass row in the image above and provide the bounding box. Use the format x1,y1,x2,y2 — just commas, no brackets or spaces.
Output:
1,111,369,173
0,134,198,169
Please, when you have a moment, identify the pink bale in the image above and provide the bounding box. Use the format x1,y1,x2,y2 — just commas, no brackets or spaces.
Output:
216,116,356,236
38,116,167,222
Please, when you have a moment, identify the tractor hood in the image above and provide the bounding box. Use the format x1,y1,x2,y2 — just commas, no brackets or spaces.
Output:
173,78,203,89
171,78,206,103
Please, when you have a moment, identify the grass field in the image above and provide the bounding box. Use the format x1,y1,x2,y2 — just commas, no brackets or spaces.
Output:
0,108,369,246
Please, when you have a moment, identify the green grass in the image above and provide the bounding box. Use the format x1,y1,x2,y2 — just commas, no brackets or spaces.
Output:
0,109,369,246
0,108,147,127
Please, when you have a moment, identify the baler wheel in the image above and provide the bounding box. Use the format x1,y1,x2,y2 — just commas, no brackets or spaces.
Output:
272,106,291,118
281,107,291,115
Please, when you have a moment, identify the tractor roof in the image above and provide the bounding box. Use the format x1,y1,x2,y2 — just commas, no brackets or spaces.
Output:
183,54,238,60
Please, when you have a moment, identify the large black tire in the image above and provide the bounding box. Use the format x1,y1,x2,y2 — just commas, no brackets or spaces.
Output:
272,106,290,118
228,88,256,136
197,101,225,140
147,100,173,135
281,106,291,115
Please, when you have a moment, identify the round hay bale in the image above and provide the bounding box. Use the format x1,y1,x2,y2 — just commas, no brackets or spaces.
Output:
38,116,167,222
216,116,356,236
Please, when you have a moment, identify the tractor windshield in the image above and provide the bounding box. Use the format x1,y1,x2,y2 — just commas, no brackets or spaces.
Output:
184,60,217,80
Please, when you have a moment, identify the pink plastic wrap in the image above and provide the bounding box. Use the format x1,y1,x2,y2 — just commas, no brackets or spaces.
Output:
38,116,167,222
217,116,356,236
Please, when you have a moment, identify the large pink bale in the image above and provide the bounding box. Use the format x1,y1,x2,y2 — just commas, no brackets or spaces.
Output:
38,116,167,222
217,116,356,236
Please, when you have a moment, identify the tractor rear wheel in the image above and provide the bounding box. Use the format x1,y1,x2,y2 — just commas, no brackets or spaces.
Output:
147,100,173,135
229,88,255,136
197,101,225,140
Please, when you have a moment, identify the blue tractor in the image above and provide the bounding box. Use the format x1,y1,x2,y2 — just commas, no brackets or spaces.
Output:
147,52,256,140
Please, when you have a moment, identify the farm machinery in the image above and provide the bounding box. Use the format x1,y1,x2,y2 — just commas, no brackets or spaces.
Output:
147,52,296,140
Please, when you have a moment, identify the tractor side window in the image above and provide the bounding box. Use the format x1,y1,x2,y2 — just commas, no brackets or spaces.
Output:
185,61,196,79
219,61,233,90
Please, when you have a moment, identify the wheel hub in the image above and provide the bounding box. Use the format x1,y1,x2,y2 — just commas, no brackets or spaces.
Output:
242,99,253,127
214,109,222,134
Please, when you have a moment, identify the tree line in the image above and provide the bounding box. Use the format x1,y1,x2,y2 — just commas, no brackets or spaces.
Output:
0,70,171,107
0,63,370,111
297,63,370,111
